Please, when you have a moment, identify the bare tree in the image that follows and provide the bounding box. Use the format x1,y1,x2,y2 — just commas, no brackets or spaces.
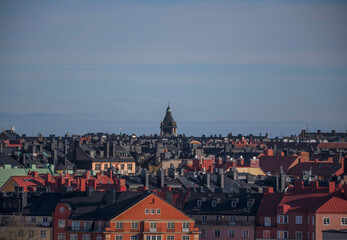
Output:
0,215,39,240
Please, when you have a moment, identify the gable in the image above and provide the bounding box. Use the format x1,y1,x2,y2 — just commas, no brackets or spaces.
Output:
113,194,192,221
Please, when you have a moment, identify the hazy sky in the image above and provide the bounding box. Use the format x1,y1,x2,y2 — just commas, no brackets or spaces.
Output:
1,0,347,136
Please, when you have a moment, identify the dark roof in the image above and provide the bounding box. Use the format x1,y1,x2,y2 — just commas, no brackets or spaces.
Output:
286,162,343,177
183,192,263,216
0,155,24,167
60,191,150,220
22,193,62,216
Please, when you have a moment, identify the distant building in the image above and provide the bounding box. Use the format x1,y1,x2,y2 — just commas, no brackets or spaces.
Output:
160,105,177,137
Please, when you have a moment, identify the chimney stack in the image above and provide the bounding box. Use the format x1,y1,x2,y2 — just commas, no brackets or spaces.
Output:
204,173,211,188
64,139,68,155
112,142,116,158
157,168,165,188
217,171,225,189
141,169,150,190
105,142,110,158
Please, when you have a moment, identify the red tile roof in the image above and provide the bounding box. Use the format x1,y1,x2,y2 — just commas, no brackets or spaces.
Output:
317,142,347,149
259,155,299,174
12,175,45,191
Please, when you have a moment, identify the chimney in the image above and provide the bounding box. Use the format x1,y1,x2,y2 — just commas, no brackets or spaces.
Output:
104,142,110,158
317,130,321,134
64,139,68,155
265,149,274,156
52,149,58,166
204,173,211,188
329,181,336,193
157,168,165,188
332,130,336,136
112,142,116,158
141,169,149,190
39,145,43,153
264,187,273,195
32,143,36,155
217,171,225,188
22,153,26,166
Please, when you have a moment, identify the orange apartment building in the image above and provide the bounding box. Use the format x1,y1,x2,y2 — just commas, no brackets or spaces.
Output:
53,191,200,240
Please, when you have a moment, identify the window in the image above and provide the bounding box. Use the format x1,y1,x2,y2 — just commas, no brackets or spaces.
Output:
341,217,347,225
95,164,101,171
156,209,161,214
182,236,189,240
40,230,46,238
200,229,206,237
29,230,34,238
212,200,217,207
229,229,235,238
120,164,125,170
151,209,155,214
277,231,288,239
145,209,149,214
231,201,236,207
312,216,314,225
230,216,235,224
296,216,302,224
312,232,314,240
70,234,78,240
202,216,207,222
131,236,139,240
246,216,251,222
247,201,253,207
104,164,108,170
31,216,36,223
197,200,202,207
307,232,309,240
264,217,271,227
150,222,157,232
295,231,302,239
131,222,138,229
60,207,65,213
242,230,249,238
84,221,92,231
72,221,80,231
215,229,220,237
97,235,102,240
146,236,161,240
83,234,91,240
58,234,66,240
277,215,288,224
127,164,132,171
307,216,309,224
323,217,330,225
263,230,270,239
167,236,175,240
182,222,189,232
116,222,123,229
115,236,123,240
167,222,174,229
216,216,221,221
58,220,66,228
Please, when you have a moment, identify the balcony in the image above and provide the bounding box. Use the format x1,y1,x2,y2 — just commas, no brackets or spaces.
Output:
143,227,163,233
41,221,51,227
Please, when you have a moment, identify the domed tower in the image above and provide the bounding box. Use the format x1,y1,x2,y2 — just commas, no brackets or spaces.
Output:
160,104,177,137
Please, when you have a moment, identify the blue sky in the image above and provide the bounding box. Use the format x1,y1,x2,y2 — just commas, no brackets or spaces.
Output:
0,0,347,136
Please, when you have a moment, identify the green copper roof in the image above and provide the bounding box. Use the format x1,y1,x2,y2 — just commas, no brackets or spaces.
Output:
0,164,55,188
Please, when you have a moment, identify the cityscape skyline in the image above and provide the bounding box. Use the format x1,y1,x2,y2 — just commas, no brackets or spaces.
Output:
1,0,347,136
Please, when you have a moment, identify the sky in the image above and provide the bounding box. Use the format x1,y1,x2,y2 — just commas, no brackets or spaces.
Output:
0,0,347,137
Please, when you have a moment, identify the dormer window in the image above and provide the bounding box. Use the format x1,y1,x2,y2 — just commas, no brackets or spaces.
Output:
231,201,236,208
212,200,217,207
197,200,202,207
